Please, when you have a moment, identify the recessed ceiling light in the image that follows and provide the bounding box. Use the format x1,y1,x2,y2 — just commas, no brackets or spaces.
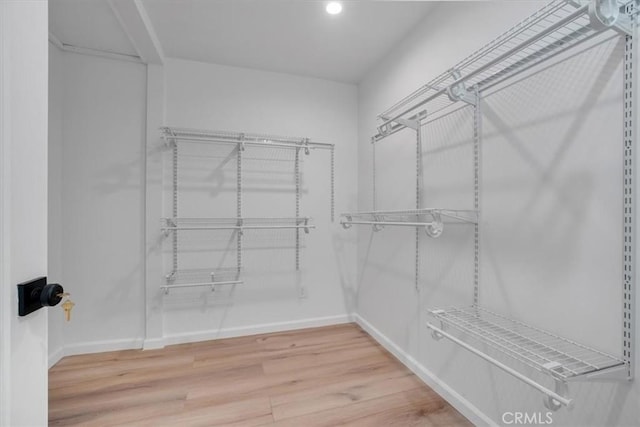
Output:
326,2,342,15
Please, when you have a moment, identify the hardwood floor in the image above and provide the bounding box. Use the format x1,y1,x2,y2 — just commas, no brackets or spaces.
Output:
49,323,471,426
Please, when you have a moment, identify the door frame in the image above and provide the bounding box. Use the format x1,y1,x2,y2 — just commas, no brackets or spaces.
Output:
0,2,10,423
0,1,49,425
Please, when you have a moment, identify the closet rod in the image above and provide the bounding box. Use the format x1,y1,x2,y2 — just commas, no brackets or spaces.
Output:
426,322,574,409
341,208,478,224
340,220,438,227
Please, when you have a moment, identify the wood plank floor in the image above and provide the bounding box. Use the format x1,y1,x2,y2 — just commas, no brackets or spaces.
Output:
49,323,471,426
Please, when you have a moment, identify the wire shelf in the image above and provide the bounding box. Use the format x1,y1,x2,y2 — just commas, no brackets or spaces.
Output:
166,267,241,283
162,268,243,293
375,0,632,139
429,306,626,380
162,217,314,232
162,127,334,151
340,208,477,238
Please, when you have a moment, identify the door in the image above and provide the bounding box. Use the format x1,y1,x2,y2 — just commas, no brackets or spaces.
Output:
0,1,49,425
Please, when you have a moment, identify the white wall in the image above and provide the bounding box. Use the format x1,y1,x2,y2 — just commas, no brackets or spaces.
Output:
48,54,357,357
53,51,147,355
357,2,640,426
153,59,358,342
0,1,49,425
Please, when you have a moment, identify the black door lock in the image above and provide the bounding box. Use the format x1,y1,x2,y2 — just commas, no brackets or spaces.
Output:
17,277,65,316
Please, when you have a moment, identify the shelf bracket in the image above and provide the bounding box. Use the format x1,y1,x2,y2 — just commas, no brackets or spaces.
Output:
587,0,634,35
303,138,310,155
542,363,571,411
446,69,477,106
425,212,444,238
164,270,176,295
373,110,427,142
377,115,421,137
238,133,246,151
162,218,175,237
372,214,385,232
210,272,217,292
429,310,447,340
162,127,178,149
568,363,629,382
237,218,244,236
341,215,353,229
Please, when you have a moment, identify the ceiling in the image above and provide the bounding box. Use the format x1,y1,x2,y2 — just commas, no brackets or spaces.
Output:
49,0,433,84
49,0,138,57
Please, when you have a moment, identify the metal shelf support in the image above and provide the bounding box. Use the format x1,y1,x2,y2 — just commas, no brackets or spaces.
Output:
473,88,481,306
171,131,178,276
415,128,423,290
295,147,301,271
622,0,637,380
237,136,244,275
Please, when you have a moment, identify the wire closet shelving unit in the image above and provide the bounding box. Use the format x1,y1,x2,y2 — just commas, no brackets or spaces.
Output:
161,127,334,294
342,0,636,411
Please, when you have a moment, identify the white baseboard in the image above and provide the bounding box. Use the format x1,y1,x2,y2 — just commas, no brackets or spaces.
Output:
142,337,165,350
50,315,353,361
63,337,144,357
354,314,496,427
48,346,64,369
162,314,353,347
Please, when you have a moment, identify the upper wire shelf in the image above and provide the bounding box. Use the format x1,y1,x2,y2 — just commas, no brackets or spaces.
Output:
427,306,627,409
340,208,478,238
161,127,334,151
374,0,634,141
162,217,314,233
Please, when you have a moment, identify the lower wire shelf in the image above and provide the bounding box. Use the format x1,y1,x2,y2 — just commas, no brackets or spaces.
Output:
427,306,627,410
162,268,243,294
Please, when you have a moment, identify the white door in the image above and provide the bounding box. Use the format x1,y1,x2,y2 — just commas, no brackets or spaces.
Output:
0,1,49,426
